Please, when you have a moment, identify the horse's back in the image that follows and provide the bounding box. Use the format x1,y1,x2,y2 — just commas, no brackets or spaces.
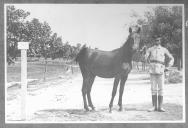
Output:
79,48,127,78
87,49,120,64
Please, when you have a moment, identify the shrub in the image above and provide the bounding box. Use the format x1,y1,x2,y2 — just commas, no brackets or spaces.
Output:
165,69,182,84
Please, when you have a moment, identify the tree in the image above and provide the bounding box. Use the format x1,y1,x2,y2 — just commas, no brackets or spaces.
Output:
7,5,30,63
25,18,52,59
136,6,182,70
6,5,83,64
49,33,64,59
7,6,52,62
63,42,72,60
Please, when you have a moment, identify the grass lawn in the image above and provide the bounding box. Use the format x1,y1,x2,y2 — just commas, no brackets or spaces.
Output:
7,59,182,85
7,60,79,83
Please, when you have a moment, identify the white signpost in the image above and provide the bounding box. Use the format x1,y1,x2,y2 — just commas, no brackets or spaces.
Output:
18,42,29,120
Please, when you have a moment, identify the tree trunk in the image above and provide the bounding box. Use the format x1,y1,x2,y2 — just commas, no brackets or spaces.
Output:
177,57,181,70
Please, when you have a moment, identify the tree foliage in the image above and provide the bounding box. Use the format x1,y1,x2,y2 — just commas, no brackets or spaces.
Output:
7,5,82,64
25,18,52,58
7,5,30,60
135,6,182,68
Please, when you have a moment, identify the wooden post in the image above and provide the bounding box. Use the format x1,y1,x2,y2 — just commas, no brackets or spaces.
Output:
71,66,73,74
43,45,50,81
18,42,29,120
44,58,47,81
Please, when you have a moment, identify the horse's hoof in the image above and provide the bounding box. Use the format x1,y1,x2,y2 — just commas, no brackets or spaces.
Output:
84,107,89,112
90,107,96,112
119,107,123,112
89,106,95,111
109,108,112,113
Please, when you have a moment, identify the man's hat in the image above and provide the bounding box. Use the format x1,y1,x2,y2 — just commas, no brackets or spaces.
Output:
153,35,162,41
155,37,162,41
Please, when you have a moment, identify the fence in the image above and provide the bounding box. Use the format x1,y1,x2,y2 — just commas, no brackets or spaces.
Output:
7,54,80,120
7,58,80,87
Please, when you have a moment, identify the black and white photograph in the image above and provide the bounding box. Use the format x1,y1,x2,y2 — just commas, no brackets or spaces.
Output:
4,4,185,123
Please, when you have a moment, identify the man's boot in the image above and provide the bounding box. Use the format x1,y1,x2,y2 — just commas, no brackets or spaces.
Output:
148,95,157,112
158,95,165,112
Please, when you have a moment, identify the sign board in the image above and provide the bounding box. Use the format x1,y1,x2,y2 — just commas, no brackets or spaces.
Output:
18,42,29,49
17,42,29,120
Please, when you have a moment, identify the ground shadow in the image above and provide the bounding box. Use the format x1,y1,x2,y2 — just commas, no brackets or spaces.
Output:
31,103,183,122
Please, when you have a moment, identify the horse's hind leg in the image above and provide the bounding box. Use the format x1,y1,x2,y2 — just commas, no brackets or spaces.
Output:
82,77,89,111
109,77,120,113
87,75,96,110
118,75,128,111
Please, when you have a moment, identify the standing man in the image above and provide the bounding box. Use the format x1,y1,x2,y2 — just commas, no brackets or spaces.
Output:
145,37,174,112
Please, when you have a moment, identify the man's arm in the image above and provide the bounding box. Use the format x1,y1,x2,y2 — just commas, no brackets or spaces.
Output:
165,48,174,67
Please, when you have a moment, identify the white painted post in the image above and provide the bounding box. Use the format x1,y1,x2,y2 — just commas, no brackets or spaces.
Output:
18,42,29,120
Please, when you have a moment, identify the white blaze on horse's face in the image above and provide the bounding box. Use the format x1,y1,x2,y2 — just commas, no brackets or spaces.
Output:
130,27,141,51
132,32,141,51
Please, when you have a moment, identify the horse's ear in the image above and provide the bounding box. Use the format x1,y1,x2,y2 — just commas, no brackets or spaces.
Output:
137,27,141,33
129,27,132,33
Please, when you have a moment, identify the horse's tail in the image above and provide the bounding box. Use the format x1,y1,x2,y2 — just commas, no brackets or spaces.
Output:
75,45,87,63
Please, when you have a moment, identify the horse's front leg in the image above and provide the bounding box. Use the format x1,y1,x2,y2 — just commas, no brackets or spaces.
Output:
82,78,89,111
118,75,128,111
109,77,120,113
87,75,96,111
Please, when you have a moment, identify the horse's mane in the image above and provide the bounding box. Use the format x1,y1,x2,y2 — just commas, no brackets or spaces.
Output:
119,34,134,63
75,45,87,63
121,35,132,48
75,33,135,63
110,35,132,52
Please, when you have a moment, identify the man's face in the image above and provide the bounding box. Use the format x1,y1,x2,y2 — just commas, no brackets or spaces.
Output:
155,38,161,46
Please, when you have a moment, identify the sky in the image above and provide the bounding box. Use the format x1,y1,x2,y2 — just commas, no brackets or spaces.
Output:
10,4,151,50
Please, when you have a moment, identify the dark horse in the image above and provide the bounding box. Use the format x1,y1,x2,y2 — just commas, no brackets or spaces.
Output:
75,26,141,112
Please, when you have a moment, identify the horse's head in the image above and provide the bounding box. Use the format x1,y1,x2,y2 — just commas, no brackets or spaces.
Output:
129,26,141,52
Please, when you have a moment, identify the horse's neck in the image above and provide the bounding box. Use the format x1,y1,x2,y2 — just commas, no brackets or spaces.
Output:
120,40,133,63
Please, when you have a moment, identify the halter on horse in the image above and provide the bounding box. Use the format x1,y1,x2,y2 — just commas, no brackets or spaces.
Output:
133,45,147,71
75,26,141,112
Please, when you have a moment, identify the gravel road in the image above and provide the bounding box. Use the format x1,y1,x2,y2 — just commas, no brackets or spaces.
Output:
6,71,184,122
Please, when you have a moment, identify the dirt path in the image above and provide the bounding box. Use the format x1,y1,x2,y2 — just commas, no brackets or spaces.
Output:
6,71,184,122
